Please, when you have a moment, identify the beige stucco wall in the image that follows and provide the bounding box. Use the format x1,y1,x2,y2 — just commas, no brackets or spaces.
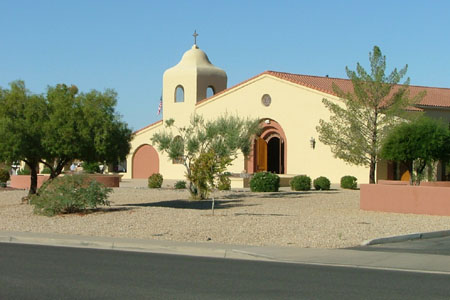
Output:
194,74,370,184
125,121,191,181
126,46,448,185
125,73,372,184
125,122,161,179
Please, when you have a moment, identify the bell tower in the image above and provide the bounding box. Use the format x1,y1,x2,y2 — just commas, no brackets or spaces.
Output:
162,31,227,124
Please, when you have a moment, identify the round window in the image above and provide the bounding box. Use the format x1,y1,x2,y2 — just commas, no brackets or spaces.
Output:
261,94,271,107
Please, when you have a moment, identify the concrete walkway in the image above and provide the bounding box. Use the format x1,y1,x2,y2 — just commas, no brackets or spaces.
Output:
2,230,450,275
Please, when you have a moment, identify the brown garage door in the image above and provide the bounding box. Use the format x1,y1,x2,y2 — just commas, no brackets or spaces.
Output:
132,144,159,178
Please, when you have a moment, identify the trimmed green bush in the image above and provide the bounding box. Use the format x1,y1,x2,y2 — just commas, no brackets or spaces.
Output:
217,175,231,191
250,172,280,192
313,176,331,190
290,175,311,191
148,173,163,188
174,180,186,189
41,167,51,174
340,175,358,189
30,174,112,216
0,169,10,183
17,168,31,175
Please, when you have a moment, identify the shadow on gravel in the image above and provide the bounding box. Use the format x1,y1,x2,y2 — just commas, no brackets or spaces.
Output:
120,199,257,210
223,190,340,199
234,212,290,217
97,207,135,213
64,207,135,216
86,207,135,214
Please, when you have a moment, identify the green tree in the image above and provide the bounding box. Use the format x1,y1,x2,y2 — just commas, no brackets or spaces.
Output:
381,117,450,185
0,81,132,195
151,114,260,199
316,46,425,183
41,84,132,179
0,81,48,194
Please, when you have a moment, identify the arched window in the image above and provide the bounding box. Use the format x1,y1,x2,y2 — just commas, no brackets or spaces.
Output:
175,85,184,102
206,86,215,98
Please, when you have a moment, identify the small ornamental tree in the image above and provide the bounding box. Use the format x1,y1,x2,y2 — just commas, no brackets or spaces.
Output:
151,114,260,199
187,150,231,199
316,46,425,184
381,117,450,185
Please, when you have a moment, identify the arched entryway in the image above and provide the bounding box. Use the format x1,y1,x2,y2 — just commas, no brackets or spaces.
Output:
247,119,287,174
267,136,281,173
132,144,159,178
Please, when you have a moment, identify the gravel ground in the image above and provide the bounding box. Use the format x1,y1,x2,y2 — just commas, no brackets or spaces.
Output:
1,184,450,248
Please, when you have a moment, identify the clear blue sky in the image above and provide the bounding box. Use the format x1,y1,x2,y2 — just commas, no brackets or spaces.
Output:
1,0,449,131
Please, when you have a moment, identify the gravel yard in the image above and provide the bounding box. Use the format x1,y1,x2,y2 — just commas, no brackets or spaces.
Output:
1,184,450,248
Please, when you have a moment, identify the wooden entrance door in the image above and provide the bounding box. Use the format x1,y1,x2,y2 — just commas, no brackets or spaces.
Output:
256,137,267,172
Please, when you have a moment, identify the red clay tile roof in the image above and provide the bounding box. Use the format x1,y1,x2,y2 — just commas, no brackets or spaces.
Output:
266,71,450,109
197,70,450,109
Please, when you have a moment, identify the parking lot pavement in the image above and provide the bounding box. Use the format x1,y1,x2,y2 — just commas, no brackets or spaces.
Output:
351,236,450,256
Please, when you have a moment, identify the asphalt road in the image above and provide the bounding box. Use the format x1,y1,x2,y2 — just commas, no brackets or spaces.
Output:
1,243,450,299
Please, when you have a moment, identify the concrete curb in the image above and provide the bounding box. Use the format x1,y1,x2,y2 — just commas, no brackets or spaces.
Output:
362,229,450,246
3,231,450,274
0,231,272,262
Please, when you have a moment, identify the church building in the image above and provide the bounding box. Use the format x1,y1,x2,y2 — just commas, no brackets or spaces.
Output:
123,38,450,186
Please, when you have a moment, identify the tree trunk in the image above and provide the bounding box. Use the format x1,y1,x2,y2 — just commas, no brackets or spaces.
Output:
28,163,38,195
184,161,199,199
50,159,68,179
369,160,376,184
369,110,378,184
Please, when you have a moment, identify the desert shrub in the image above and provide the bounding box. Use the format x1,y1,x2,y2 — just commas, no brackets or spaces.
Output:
290,175,311,191
313,176,331,190
148,173,163,188
174,180,186,189
340,175,358,189
17,168,31,175
217,174,231,191
30,174,111,216
250,172,280,192
41,167,51,174
0,169,10,183
187,151,232,199
82,162,100,174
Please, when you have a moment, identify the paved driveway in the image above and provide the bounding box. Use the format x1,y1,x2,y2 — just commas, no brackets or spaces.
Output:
352,236,450,256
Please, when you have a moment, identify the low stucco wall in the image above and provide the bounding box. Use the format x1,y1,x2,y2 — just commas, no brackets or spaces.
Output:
10,175,50,189
10,174,120,189
377,180,409,185
421,181,450,187
360,184,450,216
89,174,121,187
